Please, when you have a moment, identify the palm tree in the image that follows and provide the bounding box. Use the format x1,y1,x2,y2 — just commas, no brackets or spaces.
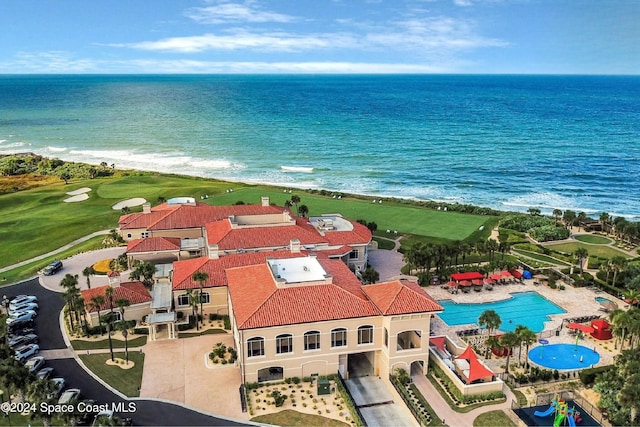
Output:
563,210,577,230
290,195,300,214
104,286,116,362
485,239,499,263
185,289,200,331
478,309,502,337
192,271,209,328
485,335,502,359
499,332,521,375
26,379,58,427
60,273,80,330
576,212,588,231
515,325,537,365
82,266,95,289
600,212,611,233
610,309,632,350
298,204,309,218
129,261,156,288
610,255,628,287
574,247,589,274
474,240,486,266
116,298,131,363
89,295,105,336
552,209,563,225
74,296,89,337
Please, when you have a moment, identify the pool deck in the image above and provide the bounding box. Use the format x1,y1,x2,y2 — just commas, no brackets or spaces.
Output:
425,278,625,371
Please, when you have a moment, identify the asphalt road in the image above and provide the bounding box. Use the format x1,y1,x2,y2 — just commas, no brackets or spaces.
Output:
4,277,249,426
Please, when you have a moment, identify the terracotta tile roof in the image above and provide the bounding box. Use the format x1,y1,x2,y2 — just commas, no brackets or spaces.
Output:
205,220,327,250
362,280,443,316
81,281,152,312
126,237,181,253
323,220,372,246
118,202,286,231
227,259,380,329
172,251,315,291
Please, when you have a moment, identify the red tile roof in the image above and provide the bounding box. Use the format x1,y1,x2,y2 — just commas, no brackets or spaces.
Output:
81,282,152,312
126,237,181,253
205,220,327,250
119,201,286,231
361,280,443,316
172,251,317,290
227,259,380,329
323,220,372,246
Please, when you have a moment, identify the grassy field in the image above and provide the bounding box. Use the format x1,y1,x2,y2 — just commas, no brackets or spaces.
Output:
473,410,517,427
0,172,493,269
71,335,147,350
251,410,350,427
545,242,632,259
79,351,144,397
574,234,613,244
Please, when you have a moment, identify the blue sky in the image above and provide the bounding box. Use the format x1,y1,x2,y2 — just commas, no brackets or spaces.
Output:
0,0,637,74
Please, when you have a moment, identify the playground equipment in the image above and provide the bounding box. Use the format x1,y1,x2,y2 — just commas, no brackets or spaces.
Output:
534,395,582,426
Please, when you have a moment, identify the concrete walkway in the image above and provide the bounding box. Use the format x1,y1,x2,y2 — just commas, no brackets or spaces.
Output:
0,229,112,274
411,368,514,427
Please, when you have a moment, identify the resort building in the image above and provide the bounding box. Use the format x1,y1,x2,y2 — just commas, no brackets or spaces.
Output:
80,278,152,327
120,197,371,271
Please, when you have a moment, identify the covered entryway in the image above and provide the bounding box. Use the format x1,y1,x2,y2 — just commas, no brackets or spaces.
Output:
344,376,415,427
347,352,375,378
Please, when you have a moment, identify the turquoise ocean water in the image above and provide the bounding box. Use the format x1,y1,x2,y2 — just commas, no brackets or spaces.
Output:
1,74,639,218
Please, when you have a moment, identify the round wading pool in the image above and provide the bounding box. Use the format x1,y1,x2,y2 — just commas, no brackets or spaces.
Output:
528,344,600,370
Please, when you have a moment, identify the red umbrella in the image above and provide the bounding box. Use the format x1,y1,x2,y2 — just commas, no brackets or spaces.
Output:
490,273,502,281
484,278,495,284
459,280,472,287
446,281,458,288
472,279,483,286
567,323,595,333
500,271,512,277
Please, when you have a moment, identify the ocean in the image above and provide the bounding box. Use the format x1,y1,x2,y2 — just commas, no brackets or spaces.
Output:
1,74,639,218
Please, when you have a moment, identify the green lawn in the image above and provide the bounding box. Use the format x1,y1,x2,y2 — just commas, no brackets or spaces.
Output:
511,249,570,266
574,234,613,244
0,172,493,269
473,410,516,427
544,242,632,259
178,328,227,338
372,237,396,250
71,336,147,350
251,410,350,427
79,351,144,397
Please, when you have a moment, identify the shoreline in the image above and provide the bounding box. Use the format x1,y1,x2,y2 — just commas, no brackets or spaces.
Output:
5,150,637,220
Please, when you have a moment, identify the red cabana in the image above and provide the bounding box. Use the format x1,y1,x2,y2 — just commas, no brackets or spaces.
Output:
430,336,447,353
590,319,613,340
567,322,595,334
450,272,484,281
509,269,523,279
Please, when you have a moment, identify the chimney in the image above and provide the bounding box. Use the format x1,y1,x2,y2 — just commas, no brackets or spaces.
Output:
107,271,121,287
142,202,151,214
290,239,301,253
261,196,270,207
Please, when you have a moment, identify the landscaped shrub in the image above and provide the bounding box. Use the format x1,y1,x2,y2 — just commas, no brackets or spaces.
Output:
270,390,287,407
133,327,149,335
580,366,614,386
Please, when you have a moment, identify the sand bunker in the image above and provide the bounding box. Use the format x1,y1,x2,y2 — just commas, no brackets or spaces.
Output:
64,194,90,203
66,187,92,196
112,198,147,210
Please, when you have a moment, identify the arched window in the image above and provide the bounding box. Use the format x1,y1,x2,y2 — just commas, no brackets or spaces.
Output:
276,334,293,354
331,328,347,348
247,337,264,357
304,331,321,351
358,325,374,345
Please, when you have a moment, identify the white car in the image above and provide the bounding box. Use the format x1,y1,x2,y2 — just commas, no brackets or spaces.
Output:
8,333,38,349
6,310,37,325
10,301,39,314
25,356,45,372
58,388,81,404
9,295,38,308
14,343,39,362
36,367,54,381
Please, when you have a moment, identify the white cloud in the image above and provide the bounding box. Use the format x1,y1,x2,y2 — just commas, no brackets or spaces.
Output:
185,1,299,24
3,51,98,73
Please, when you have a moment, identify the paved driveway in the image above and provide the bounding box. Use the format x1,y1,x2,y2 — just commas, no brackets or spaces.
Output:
140,333,246,421
3,278,249,426
345,376,415,427
367,248,406,281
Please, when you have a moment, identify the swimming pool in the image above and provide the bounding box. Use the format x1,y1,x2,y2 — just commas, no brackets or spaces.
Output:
437,291,566,333
595,296,612,303
528,344,600,370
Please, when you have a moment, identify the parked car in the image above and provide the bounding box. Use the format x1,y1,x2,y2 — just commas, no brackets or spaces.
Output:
8,333,38,349
6,318,34,332
25,356,45,372
58,388,81,404
8,327,35,338
43,260,63,276
10,301,39,315
6,310,37,325
9,295,38,309
14,343,39,362
36,367,54,381
48,378,65,399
